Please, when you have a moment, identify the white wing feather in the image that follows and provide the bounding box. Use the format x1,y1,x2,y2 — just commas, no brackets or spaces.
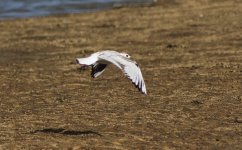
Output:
98,53,147,95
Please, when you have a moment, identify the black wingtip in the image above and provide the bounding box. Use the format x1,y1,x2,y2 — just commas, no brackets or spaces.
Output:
131,81,146,95
90,64,107,78
142,91,148,95
90,65,95,78
90,72,98,78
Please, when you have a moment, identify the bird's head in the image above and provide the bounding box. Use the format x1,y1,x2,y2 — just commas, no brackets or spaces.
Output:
121,52,131,59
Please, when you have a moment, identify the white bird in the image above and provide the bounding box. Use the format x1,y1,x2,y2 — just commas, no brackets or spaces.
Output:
76,50,147,95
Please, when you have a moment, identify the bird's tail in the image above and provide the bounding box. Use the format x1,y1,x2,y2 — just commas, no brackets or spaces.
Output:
76,58,94,66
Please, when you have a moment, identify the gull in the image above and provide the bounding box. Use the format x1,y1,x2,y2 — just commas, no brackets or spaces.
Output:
76,50,147,95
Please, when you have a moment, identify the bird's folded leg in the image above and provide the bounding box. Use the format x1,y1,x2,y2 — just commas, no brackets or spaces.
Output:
80,65,88,71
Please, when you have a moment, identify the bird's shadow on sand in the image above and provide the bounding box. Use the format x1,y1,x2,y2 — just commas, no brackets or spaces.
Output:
31,128,102,136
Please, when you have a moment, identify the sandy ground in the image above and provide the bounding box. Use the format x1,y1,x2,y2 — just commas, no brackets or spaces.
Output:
0,0,241,149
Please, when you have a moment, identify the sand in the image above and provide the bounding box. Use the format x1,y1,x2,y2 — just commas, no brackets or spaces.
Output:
0,0,241,149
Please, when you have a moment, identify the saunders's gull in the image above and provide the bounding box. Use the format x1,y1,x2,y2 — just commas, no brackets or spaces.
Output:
76,50,147,95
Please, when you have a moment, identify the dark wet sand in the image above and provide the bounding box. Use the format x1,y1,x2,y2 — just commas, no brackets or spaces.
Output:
0,0,241,149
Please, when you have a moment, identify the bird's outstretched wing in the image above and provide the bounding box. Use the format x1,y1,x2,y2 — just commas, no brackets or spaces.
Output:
98,54,147,95
91,63,107,78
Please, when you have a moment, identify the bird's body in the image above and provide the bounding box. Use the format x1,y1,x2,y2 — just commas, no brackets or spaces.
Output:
76,50,147,95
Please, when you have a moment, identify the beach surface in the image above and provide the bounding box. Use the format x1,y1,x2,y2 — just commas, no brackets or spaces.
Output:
0,0,241,149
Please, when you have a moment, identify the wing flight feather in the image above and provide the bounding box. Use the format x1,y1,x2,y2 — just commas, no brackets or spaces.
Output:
91,63,107,78
98,54,147,94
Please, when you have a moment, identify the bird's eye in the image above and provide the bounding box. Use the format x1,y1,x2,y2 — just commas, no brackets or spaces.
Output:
126,54,129,57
